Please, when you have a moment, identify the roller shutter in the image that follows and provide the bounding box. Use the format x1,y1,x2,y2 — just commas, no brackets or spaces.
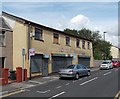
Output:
78,57,90,68
52,56,72,73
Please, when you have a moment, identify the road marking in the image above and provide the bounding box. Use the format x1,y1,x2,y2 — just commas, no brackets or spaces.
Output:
73,80,77,83
65,83,70,85
28,80,43,84
49,80,54,82
25,89,31,91
0,91,8,96
2,89,25,98
114,90,120,99
56,86,62,89
115,69,118,71
84,77,88,79
79,78,82,81
103,71,111,76
37,90,50,94
49,91,65,99
80,77,98,86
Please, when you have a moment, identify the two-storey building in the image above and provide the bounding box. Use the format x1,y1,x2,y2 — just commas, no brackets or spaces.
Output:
2,11,94,78
0,16,13,70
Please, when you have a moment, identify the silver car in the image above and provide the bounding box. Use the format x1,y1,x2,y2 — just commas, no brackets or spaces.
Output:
58,64,90,80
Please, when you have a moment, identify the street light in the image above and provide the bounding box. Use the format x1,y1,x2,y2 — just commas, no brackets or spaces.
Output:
103,32,107,60
103,32,106,41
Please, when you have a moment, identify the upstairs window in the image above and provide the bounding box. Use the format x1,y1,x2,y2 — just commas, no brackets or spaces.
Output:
66,36,70,46
53,33,59,44
87,42,90,49
35,28,43,40
76,38,80,48
82,40,85,49
0,31,5,46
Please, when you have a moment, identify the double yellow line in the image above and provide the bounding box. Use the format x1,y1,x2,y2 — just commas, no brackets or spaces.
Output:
114,91,120,99
1,89,25,98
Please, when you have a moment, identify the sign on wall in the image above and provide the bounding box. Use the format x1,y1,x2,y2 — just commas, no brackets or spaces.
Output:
29,48,35,56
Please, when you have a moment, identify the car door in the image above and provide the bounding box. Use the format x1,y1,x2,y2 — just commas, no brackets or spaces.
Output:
81,65,88,75
76,64,84,76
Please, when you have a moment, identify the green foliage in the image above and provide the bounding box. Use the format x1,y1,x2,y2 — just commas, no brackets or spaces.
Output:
64,28,112,60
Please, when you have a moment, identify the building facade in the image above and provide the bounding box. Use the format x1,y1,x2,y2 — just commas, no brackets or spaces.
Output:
0,17,13,70
2,11,94,77
111,45,120,60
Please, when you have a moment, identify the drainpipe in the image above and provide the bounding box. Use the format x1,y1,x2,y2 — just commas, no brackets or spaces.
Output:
27,22,31,80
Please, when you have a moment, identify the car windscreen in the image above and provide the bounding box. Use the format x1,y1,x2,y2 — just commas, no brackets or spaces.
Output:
102,62,109,64
66,65,75,69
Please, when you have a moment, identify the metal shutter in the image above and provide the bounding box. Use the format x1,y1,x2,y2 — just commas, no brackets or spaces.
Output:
52,57,72,73
78,57,90,68
31,54,43,73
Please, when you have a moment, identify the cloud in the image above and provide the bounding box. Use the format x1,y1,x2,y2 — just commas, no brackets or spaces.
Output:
68,14,89,29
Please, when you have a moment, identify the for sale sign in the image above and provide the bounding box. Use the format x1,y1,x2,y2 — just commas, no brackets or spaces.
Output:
29,48,35,56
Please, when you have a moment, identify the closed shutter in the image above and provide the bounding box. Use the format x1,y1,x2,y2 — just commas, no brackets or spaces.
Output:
78,57,90,67
52,57,72,73
31,54,43,73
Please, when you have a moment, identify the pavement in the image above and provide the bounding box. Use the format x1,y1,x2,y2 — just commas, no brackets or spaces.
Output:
0,67,99,98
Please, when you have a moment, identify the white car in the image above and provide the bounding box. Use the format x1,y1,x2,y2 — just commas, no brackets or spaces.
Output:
100,61,113,70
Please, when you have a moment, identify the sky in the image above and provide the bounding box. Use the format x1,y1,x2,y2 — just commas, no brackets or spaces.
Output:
2,1,119,47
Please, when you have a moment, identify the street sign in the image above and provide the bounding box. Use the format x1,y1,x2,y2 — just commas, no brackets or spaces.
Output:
29,48,35,56
22,48,25,56
44,54,49,58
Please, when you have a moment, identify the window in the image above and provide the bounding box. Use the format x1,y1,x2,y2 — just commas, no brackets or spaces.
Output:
76,38,80,48
82,40,85,49
87,42,90,49
35,28,43,40
53,33,59,44
0,31,5,46
66,36,70,46
0,57,5,68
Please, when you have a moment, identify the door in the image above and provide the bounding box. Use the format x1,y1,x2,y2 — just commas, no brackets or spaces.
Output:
76,64,84,76
42,58,48,77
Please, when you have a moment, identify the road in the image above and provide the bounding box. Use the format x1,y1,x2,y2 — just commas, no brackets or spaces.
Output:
3,67,120,98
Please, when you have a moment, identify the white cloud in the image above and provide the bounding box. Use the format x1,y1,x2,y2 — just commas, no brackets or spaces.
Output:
67,14,89,29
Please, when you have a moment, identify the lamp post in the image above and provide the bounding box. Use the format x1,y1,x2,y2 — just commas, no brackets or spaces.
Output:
103,32,106,60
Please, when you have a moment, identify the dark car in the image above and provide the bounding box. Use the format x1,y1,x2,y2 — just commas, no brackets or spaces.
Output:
58,64,90,80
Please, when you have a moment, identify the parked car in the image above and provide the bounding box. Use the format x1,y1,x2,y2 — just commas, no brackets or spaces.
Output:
100,61,113,70
112,61,120,68
58,64,90,80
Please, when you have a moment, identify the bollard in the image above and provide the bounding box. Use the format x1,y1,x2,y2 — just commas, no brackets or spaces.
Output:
16,67,22,82
2,68,9,84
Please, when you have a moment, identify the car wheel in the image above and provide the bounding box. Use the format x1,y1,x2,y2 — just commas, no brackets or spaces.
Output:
75,73,79,80
87,71,90,76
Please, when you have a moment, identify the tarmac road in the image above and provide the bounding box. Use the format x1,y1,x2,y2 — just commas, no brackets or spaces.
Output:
3,67,120,98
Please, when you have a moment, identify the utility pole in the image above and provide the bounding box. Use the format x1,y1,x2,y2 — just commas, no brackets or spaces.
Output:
103,32,106,60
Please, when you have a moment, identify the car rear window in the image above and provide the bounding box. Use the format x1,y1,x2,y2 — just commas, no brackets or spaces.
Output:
66,65,75,69
102,62,109,64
